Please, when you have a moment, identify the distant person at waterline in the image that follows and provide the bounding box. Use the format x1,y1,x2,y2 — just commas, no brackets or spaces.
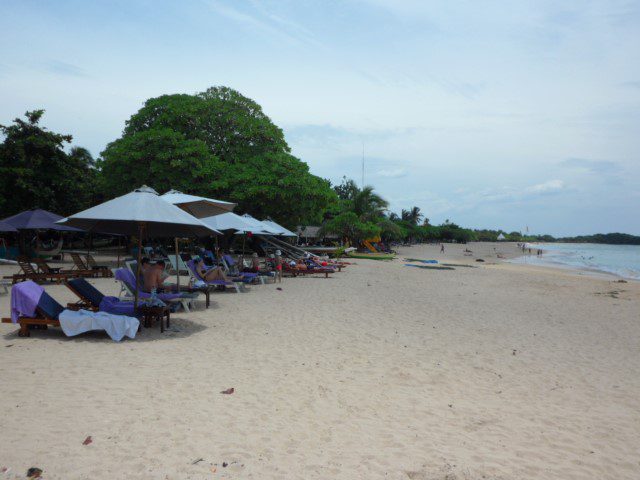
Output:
440,244,445,253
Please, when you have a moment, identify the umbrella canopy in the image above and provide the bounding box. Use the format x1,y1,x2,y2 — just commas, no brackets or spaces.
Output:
200,212,258,232
58,186,221,237
0,220,18,233
160,190,236,218
2,208,82,232
239,214,281,235
262,219,297,237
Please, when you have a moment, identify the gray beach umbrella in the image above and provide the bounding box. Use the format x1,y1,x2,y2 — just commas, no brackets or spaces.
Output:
262,219,297,237
160,190,236,218
200,212,257,232
58,186,220,237
58,186,221,307
239,214,281,235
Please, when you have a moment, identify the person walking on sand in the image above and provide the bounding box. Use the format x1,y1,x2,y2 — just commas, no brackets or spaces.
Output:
275,250,283,283
440,243,445,253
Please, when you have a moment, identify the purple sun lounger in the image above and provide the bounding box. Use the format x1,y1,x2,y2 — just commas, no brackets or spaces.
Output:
186,260,241,293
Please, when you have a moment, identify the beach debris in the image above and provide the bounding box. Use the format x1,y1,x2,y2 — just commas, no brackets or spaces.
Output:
512,349,517,356
475,258,485,262
404,264,454,271
405,258,438,264
614,279,627,283
220,388,235,395
211,466,217,474
5,344,13,348
222,462,228,468
26,467,43,478
192,458,204,465
595,290,622,299
276,287,282,291
82,435,93,445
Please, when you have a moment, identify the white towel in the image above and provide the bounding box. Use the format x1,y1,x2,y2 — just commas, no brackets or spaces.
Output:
58,309,140,342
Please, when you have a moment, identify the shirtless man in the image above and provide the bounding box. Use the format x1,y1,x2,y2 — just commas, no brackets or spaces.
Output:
143,260,166,292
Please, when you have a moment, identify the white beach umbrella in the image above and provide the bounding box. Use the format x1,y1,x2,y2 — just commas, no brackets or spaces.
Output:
240,214,281,235
262,219,297,237
58,186,220,307
200,212,257,232
160,190,236,218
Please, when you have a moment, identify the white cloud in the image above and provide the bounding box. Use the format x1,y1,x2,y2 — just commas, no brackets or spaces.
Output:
376,168,407,178
526,179,565,194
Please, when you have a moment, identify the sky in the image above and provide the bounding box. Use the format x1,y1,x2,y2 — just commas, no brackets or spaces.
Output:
1,0,639,236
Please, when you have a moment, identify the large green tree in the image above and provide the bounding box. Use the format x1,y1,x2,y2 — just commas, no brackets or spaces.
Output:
98,87,334,226
0,110,96,216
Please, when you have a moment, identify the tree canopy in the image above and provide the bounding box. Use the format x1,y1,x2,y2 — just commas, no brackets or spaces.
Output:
0,110,97,216
98,87,334,226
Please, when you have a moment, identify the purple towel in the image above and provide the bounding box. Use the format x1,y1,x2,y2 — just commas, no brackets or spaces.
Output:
99,296,135,316
11,280,44,323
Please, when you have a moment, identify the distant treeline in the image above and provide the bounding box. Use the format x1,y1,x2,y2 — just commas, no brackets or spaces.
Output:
472,230,640,245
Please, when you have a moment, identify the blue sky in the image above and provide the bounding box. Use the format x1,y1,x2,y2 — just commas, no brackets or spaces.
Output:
1,0,639,235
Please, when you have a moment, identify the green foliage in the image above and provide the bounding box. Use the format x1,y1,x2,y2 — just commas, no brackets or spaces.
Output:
333,176,360,201
320,212,381,244
401,206,423,226
557,233,640,245
0,110,96,216
98,87,335,227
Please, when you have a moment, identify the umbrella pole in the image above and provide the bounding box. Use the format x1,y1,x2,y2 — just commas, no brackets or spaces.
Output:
117,236,121,268
241,234,246,269
175,237,180,292
134,224,143,312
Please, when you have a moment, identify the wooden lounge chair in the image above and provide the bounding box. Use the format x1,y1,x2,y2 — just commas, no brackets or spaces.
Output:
282,262,332,278
1,290,64,337
70,252,89,270
85,254,112,277
9,257,66,284
65,278,135,315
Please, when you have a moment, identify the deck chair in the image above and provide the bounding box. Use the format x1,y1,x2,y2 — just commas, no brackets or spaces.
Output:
168,254,190,275
186,259,242,293
113,268,197,312
65,278,135,316
85,254,112,277
2,283,139,339
71,252,89,270
11,257,65,283
1,288,64,337
69,252,105,278
221,254,263,284
282,262,332,278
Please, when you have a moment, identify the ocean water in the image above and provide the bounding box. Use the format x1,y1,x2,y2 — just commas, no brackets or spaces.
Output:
511,243,640,280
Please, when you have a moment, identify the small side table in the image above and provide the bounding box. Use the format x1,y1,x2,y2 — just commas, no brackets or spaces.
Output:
139,305,170,333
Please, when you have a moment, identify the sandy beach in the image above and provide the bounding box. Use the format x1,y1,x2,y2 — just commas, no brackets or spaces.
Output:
1,242,639,479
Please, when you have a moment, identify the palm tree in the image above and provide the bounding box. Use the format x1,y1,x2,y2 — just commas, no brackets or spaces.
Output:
401,206,423,226
352,185,389,221
388,212,399,221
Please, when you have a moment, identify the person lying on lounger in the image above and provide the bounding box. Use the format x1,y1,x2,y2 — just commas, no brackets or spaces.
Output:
193,256,230,283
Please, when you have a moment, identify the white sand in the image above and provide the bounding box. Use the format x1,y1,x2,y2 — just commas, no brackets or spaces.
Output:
1,243,639,479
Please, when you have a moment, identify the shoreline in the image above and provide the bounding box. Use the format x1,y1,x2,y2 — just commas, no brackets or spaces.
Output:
509,243,639,282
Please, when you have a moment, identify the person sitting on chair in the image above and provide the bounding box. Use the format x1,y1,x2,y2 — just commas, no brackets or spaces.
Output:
143,260,166,292
194,255,229,283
